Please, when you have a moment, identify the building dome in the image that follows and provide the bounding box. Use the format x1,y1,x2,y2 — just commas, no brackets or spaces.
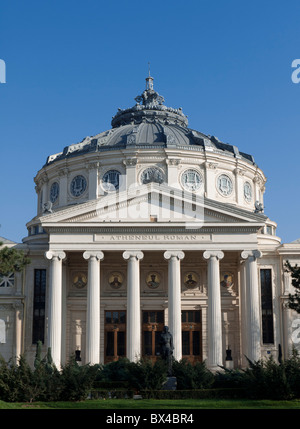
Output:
30,74,267,238
44,75,256,166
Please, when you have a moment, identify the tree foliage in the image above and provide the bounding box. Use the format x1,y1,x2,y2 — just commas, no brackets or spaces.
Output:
0,349,100,403
0,241,30,276
3,351,300,402
285,261,300,313
172,359,214,389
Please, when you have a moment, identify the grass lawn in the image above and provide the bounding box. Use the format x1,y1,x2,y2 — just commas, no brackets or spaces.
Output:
1,399,300,409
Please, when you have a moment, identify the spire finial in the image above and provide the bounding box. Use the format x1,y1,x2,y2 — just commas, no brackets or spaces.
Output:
146,62,154,90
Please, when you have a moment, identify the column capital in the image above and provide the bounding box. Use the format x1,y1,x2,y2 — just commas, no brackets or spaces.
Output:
241,250,262,261
122,251,144,261
164,250,185,261
203,250,224,261
45,250,66,261
83,251,104,261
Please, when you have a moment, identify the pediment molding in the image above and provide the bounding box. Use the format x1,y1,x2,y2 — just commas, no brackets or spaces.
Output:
39,183,266,228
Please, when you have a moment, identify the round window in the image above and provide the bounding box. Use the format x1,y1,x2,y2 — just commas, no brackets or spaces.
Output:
70,175,87,197
244,181,252,202
181,169,203,192
50,182,59,203
217,174,233,196
140,167,164,184
102,170,121,191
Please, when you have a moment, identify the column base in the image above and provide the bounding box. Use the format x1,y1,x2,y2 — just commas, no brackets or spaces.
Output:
207,364,223,373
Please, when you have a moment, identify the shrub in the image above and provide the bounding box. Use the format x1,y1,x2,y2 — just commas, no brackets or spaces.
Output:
126,358,168,391
172,359,214,390
3,351,300,402
95,358,168,391
214,368,246,389
0,356,20,402
140,387,246,400
241,356,292,400
59,357,100,401
0,353,56,403
193,361,215,389
283,349,300,398
95,358,130,384
0,351,99,402
90,389,135,399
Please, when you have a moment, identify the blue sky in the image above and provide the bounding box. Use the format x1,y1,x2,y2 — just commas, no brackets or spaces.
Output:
0,0,299,244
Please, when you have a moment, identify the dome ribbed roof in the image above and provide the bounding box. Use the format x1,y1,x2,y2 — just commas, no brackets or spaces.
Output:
45,75,256,167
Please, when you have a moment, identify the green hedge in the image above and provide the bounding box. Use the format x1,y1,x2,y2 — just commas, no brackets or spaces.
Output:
139,388,247,400
3,348,300,402
89,387,247,400
93,380,130,389
90,389,135,399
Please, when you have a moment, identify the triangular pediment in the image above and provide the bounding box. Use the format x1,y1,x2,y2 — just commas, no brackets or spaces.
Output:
38,183,266,230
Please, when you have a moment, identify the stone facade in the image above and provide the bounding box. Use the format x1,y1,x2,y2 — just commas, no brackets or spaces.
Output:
1,75,300,369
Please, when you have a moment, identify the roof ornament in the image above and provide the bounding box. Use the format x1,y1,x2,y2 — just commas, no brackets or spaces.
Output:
134,66,165,108
146,62,154,90
254,201,264,213
110,69,188,128
42,201,53,214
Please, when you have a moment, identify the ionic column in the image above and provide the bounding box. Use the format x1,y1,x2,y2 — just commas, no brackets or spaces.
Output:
239,261,248,367
203,250,224,370
241,250,262,362
123,251,144,362
45,250,66,369
83,251,104,365
164,251,185,361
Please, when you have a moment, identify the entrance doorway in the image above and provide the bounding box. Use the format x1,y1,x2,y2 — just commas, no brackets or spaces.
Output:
104,310,126,363
181,310,202,363
142,311,164,361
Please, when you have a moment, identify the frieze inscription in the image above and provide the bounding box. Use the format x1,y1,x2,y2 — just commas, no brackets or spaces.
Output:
94,234,211,242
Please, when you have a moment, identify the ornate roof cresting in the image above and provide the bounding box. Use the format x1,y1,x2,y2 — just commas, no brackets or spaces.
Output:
111,74,189,128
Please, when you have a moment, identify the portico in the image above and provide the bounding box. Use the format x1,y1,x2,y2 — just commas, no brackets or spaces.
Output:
44,224,263,370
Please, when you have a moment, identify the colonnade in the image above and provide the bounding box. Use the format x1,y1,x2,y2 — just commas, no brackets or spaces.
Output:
45,249,262,369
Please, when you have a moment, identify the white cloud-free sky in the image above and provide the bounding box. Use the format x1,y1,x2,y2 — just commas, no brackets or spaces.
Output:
0,0,299,243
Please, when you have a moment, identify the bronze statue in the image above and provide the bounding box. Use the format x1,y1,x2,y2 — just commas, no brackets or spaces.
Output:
160,326,174,376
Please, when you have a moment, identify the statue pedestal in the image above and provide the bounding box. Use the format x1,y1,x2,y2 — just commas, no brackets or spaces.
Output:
225,360,234,369
162,376,177,391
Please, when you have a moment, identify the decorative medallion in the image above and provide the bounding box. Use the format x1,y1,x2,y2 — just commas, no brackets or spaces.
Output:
102,169,121,192
50,182,59,203
146,272,161,289
72,273,87,289
181,169,203,192
220,272,234,290
217,174,233,196
109,272,124,289
140,167,164,184
70,175,87,197
183,272,199,289
244,181,252,202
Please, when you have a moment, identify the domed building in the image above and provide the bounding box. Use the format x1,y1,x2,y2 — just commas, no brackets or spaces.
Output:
1,75,300,370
